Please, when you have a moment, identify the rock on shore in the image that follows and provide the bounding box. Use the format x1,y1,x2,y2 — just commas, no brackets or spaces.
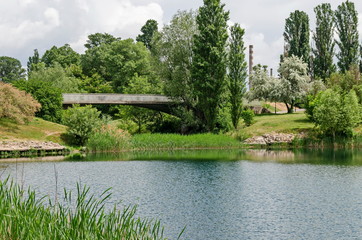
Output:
244,133,297,145
0,141,66,151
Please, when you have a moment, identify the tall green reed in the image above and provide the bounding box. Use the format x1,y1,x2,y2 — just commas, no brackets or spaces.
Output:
0,178,172,240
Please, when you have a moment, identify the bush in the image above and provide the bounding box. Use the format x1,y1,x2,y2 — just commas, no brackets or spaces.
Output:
241,109,255,126
13,79,63,123
313,89,360,138
87,125,131,152
62,105,104,146
0,82,40,123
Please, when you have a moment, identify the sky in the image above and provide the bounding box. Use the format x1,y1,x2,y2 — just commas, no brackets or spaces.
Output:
1,0,362,72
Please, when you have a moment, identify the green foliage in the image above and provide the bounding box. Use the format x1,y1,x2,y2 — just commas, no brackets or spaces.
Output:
62,105,104,146
327,65,361,92
136,19,158,50
278,56,310,113
87,125,131,152
313,3,336,81
335,1,359,73
0,179,168,239
304,93,321,121
131,133,241,149
241,109,255,127
0,56,25,83
80,73,114,93
29,63,82,93
155,10,197,104
313,89,360,138
81,39,151,93
228,24,247,129
13,79,63,123
116,74,161,133
192,0,230,131
284,10,310,64
27,49,40,73
0,82,41,124
41,44,80,68
153,10,200,131
84,32,119,49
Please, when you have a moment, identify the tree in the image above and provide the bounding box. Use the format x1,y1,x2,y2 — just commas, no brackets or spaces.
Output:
81,39,152,93
136,19,158,50
42,44,80,68
247,65,274,101
313,3,336,81
228,23,247,129
192,0,229,131
154,10,198,107
0,82,40,124
0,56,26,83
314,89,360,139
117,75,157,133
278,56,310,113
335,0,359,73
28,63,81,93
284,10,310,64
13,79,63,123
84,33,119,49
27,49,40,73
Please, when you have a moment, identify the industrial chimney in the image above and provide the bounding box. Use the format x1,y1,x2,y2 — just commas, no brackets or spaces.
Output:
249,45,253,89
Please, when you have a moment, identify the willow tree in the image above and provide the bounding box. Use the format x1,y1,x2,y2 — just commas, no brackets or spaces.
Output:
192,0,229,131
313,3,336,81
335,0,359,73
228,24,247,129
284,10,310,64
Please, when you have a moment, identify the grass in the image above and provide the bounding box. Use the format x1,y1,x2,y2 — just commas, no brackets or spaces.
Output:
0,118,66,144
0,178,174,240
131,133,242,150
240,112,314,138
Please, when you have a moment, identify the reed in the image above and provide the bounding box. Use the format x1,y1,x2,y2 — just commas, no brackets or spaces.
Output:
131,133,242,150
0,178,170,240
86,125,131,152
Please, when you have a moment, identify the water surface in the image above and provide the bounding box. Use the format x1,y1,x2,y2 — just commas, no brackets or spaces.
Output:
1,149,362,239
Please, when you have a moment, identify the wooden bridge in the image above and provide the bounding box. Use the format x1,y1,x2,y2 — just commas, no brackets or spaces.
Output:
62,93,177,114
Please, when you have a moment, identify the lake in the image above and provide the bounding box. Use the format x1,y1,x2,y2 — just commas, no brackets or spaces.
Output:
1,149,362,239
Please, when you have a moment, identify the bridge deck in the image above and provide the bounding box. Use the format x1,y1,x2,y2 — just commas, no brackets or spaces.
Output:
62,93,176,113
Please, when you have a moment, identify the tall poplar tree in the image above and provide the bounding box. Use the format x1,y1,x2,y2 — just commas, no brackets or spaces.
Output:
313,3,336,81
335,0,359,73
284,10,310,64
27,49,40,73
228,24,247,129
136,19,159,50
192,0,229,131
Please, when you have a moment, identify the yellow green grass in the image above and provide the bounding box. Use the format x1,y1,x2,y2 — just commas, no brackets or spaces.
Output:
0,118,66,144
240,112,314,137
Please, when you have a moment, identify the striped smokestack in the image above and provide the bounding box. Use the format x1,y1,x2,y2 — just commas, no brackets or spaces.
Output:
249,45,253,89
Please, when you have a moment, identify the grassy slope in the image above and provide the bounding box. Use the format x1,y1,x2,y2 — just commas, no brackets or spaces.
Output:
0,118,67,144
241,112,314,137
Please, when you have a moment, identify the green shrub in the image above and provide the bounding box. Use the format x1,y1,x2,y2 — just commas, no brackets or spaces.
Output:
241,109,255,126
62,105,104,146
304,94,321,121
314,89,360,138
13,79,63,123
87,125,131,152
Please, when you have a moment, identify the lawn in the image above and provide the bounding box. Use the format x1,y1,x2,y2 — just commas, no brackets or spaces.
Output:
241,112,314,137
0,118,67,144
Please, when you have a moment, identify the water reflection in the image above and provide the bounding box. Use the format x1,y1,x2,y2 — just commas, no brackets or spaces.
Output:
70,148,362,166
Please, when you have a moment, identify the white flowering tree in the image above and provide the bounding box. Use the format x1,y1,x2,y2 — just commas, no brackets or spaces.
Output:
278,55,310,113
